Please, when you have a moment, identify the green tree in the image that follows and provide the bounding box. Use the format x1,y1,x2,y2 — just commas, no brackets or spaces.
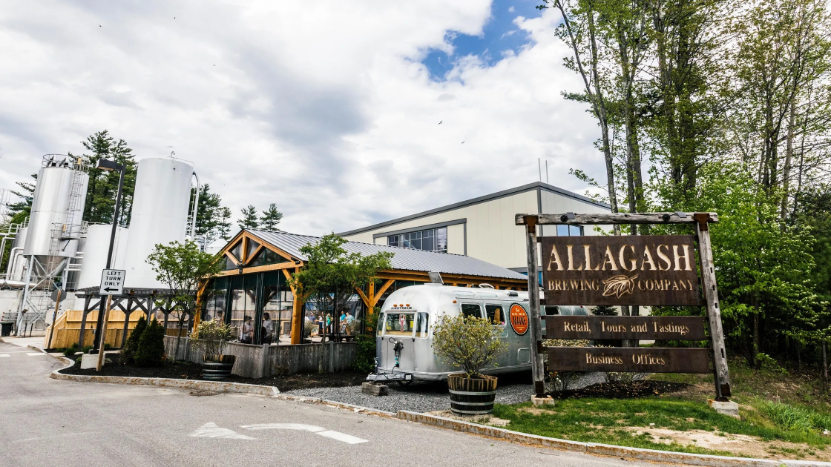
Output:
238,205,259,230
432,314,507,378
79,130,137,226
146,240,222,356
122,316,147,364
289,234,392,339
135,319,166,367
192,184,231,245
259,203,283,231
216,207,232,241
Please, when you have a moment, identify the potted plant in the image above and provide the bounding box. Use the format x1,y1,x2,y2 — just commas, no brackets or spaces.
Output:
432,314,507,415
193,320,235,380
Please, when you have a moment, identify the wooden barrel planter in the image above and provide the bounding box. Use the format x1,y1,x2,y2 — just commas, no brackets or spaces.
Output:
202,355,236,381
447,373,498,415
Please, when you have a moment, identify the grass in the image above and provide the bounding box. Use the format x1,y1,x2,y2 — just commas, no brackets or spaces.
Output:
489,358,831,459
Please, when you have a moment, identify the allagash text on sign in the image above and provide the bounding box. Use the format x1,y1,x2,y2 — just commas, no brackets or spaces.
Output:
541,235,701,306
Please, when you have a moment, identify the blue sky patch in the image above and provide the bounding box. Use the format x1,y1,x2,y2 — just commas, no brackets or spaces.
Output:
422,0,542,81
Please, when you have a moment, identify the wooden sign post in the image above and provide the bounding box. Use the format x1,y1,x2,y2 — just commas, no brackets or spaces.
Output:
516,212,732,400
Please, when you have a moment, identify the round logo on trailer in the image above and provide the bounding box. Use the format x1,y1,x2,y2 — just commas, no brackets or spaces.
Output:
509,304,529,336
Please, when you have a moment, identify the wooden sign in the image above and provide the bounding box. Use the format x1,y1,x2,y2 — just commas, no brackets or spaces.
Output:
547,347,711,373
545,316,707,341
541,235,701,306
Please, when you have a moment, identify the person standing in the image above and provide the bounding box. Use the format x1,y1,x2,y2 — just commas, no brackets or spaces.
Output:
240,316,254,344
262,313,273,345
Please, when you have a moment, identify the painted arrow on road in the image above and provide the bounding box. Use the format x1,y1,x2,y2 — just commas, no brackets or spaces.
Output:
240,423,368,444
189,422,255,440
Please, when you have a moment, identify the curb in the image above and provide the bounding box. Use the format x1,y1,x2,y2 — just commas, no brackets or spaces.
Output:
273,393,396,418
396,411,830,467
48,355,280,397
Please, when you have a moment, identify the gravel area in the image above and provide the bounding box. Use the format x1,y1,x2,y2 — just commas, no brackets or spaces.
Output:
284,371,611,413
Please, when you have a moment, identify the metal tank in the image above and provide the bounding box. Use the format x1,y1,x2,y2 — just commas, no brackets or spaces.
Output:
6,226,27,280
123,158,194,288
23,155,89,274
72,224,129,289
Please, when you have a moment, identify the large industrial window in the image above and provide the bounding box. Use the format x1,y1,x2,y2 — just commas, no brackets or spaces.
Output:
556,225,583,236
387,227,447,253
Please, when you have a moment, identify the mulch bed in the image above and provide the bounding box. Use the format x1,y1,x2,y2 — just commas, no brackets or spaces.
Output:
550,380,690,399
59,355,368,392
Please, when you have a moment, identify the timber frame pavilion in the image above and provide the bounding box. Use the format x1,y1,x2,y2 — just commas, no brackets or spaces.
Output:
197,229,529,345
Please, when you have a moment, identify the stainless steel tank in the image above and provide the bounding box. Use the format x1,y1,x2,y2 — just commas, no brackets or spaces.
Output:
123,158,194,288
23,155,89,274
73,224,129,289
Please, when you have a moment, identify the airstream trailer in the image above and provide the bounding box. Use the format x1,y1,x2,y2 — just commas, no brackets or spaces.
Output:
368,283,537,382
367,284,593,383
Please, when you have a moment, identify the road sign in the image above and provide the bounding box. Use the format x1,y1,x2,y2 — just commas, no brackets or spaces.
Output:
99,269,125,295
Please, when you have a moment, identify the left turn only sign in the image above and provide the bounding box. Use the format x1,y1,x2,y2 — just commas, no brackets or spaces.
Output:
100,269,126,295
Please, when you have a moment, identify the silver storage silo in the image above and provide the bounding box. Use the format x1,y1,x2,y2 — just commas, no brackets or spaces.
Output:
72,224,129,290
23,155,88,275
5,226,28,281
123,158,194,288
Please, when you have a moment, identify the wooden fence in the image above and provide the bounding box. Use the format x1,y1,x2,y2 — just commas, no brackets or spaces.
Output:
163,336,357,379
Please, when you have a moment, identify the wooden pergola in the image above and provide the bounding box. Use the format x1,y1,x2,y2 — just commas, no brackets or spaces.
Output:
197,230,529,344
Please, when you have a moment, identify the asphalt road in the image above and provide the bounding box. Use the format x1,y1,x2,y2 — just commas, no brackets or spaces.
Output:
0,341,662,467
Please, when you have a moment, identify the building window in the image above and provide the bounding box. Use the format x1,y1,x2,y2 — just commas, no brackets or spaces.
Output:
556,225,583,236
388,227,448,253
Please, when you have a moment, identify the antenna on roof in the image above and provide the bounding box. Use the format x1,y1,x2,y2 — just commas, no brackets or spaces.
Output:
538,158,542,182
545,160,549,184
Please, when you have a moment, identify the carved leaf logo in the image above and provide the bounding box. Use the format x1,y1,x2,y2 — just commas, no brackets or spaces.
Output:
602,274,639,298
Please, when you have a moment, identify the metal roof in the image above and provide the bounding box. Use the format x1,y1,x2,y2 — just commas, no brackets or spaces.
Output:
247,230,529,281
336,181,610,237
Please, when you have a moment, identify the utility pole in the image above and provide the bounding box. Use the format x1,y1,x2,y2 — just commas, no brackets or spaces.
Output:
91,159,125,356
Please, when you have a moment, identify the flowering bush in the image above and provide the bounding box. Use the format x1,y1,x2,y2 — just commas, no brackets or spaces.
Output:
193,320,233,362
432,314,507,378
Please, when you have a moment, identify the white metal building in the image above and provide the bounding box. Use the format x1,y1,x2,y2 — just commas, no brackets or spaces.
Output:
338,182,610,273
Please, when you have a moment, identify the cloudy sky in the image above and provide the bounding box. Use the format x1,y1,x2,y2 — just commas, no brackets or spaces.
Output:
0,0,602,236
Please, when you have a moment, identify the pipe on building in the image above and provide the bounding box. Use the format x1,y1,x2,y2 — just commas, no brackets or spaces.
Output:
190,172,200,240
6,247,23,276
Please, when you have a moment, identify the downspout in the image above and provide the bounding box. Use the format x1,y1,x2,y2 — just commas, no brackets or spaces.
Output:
190,172,200,240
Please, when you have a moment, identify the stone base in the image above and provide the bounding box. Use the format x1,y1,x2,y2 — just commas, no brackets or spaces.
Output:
708,399,740,419
80,354,98,370
362,382,389,396
531,395,556,407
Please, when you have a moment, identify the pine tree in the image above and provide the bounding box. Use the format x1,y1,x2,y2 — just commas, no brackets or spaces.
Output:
192,184,231,245
79,130,137,226
217,207,232,240
260,203,283,231
238,205,259,230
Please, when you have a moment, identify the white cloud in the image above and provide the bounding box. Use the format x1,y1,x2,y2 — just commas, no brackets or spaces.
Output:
0,1,603,236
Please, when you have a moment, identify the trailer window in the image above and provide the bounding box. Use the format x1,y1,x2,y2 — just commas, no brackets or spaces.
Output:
384,312,414,336
415,312,429,338
461,304,482,319
485,305,504,325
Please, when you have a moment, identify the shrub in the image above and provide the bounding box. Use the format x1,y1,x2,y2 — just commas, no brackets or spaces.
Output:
63,343,79,358
432,314,507,378
352,310,379,373
135,319,166,367
122,316,147,364
193,319,233,362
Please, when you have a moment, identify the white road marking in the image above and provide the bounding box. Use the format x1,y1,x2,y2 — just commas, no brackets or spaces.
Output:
189,422,255,440
315,430,368,445
0,354,9,358
241,423,324,432
239,423,367,444
27,353,46,356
